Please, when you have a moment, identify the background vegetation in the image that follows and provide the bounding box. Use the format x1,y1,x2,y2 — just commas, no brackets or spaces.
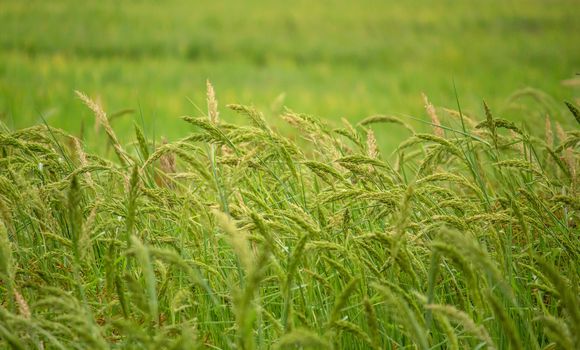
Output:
1,0,579,151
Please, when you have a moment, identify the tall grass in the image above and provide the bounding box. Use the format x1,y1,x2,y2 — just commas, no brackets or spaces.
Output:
0,84,578,349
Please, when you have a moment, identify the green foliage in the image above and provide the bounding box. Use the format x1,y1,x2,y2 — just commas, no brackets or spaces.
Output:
1,0,579,151
0,86,578,349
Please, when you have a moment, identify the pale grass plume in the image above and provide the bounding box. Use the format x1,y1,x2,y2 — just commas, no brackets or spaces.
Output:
555,122,566,144
75,90,130,166
207,79,219,124
367,129,378,159
14,290,31,319
273,328,331,350
212,209,253,271
71,136,95,188
555,122,576,182
545,114,553,148
422,93,444,137
426,304,496,350
155,137,177,188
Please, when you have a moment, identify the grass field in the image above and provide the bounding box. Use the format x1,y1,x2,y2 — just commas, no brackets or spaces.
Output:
1,0,579,151
1,1,580,349
0,85,579,349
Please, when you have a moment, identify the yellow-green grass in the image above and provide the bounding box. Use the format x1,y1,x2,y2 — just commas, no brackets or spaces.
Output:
0,85,578,349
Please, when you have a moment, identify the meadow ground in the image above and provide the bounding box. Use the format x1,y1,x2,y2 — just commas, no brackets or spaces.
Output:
1,0,579,151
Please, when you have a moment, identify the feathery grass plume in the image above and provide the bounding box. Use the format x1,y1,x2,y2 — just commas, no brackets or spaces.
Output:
181,116,237,150
545,114,554,149
476,117,523,137
555,121,567,144
483,100,496,137
77,201,97,263
536,315,573,350
426,304,496,349
433,313,459,350
551,194,580,211
332,320,374,348
416,172,482,197
274,328,332,350
565,101,580,125
373,283,429,350
494,159,544,177
207,80,219,124
75,90,130,166
282,110,330,139
334,118,364,149
336,154,387,169
134,123,150,160
282,205,321,236
13,290,31,319
422,93,444,137
321,255,352,280
156,137,176,187
358,114,414,133
303,161,347,184
305,240,345,252
366,129,378,159
71,136,95,188
415,133,462,157
212,209,253,271
228,104,269,131
554,134,580,153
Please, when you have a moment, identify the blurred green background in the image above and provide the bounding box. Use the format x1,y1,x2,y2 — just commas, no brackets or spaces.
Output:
1,0,579,150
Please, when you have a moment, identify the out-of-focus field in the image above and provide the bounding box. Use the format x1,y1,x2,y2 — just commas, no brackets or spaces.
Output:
0,0,579,150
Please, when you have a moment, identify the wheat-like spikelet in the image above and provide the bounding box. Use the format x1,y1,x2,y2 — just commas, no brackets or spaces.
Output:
75,90,130,166
71,136,95,188
545,114,553,148
213,209,253,271
2,83,578,349
358,114,414,133
366,129,379,159
273,328,331,349
422,93,444,137
565,101,580,125
426,304,496,349
207,80,219,124
14,290,31,319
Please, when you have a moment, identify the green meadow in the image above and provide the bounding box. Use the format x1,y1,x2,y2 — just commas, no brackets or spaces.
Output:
0,1,579,349
1,0,579,150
